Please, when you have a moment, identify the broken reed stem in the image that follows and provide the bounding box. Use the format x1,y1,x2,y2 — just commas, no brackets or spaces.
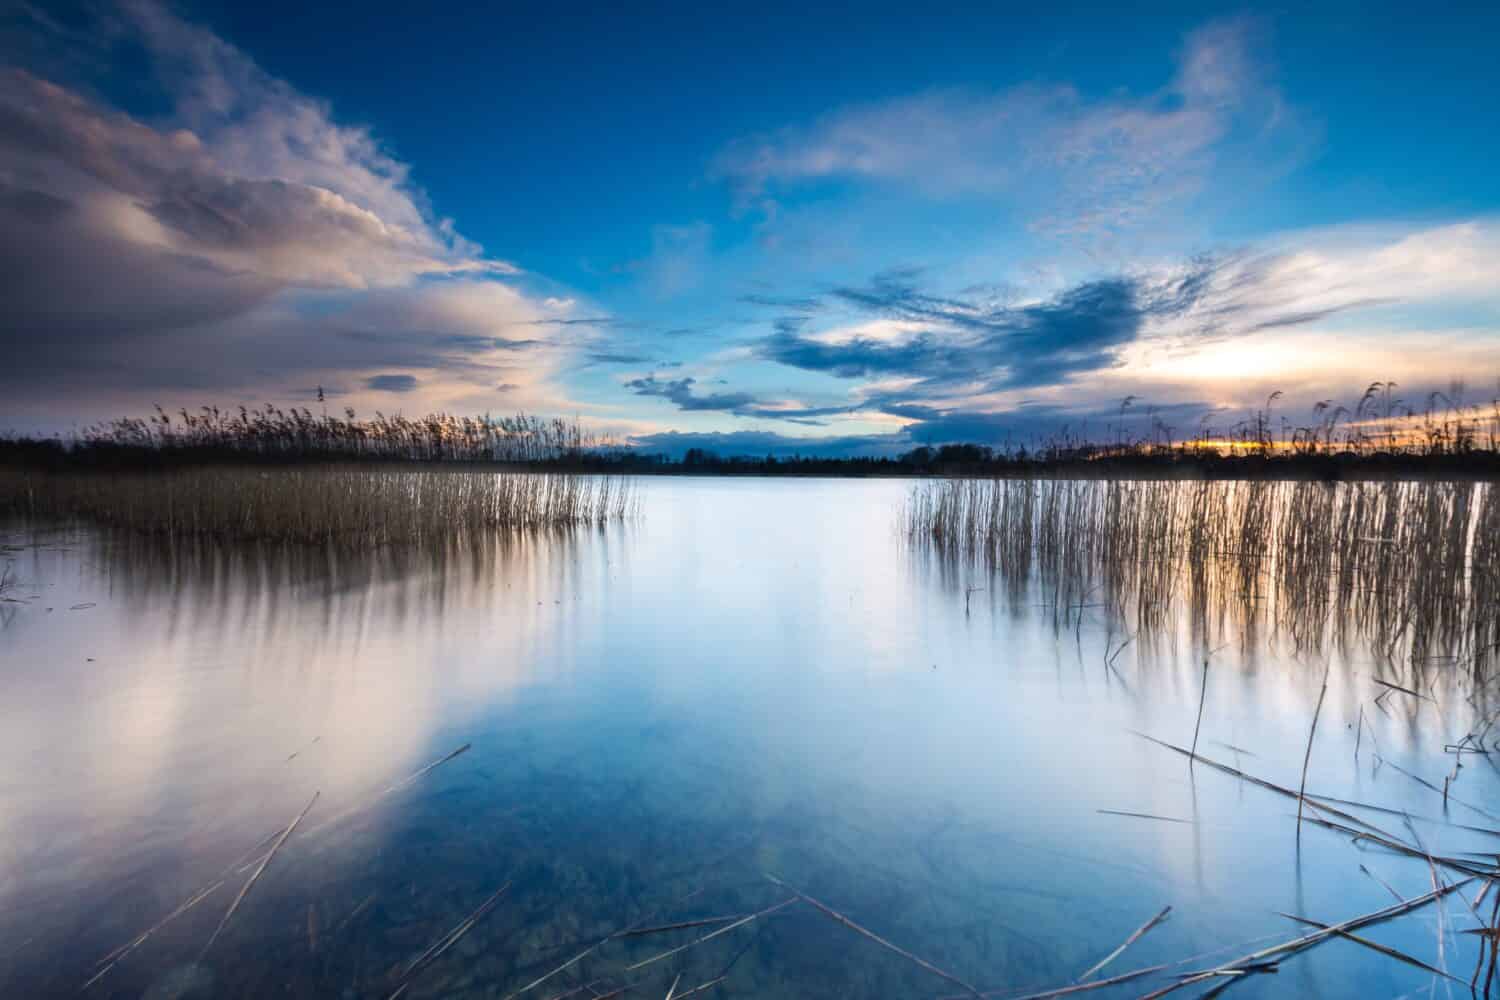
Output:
502,887,707,1000
295,743,471,846
666,976,726,999
764,874,983,999
1076,905,1171,982
387,881,511,999
1130,733,1496,879
86,744,470,992
663,973,681,1000
203,790,319,956
618,915,744,939
1277,912,1462,982
81,880,229,991
1190,657,1210,760
624,896,797,974
1096,810,1192,825
1140,879,1473,999
1297,668,1330,843
933,963,1167,1000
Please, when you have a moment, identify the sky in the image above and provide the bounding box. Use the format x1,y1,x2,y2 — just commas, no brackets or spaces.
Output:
1,0,1498,455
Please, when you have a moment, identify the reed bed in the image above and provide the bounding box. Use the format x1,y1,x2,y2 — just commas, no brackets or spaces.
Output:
907,477,1500,670
0,465,635,546
72,406,608,463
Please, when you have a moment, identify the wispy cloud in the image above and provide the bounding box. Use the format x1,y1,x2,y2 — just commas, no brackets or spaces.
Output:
712,16,1296,238
738,218,1500,440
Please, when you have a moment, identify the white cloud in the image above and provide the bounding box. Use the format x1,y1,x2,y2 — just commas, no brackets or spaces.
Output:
712,16,1293,238
0,0,586,424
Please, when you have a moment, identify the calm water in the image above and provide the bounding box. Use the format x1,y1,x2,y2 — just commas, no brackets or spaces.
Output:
2,477,1497,999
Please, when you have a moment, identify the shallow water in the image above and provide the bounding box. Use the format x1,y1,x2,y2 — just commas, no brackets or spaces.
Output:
2,477,1498,999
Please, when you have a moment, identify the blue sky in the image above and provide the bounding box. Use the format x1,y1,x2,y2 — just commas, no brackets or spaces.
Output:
2,1,1498,453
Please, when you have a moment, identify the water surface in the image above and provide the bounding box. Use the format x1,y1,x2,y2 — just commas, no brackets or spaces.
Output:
2,477,1496,998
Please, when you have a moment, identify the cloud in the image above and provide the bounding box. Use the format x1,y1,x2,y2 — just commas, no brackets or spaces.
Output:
586,352,653,365
897,400,1212,446
743,218,1500,432
363,374,418,392
629,429,903,459
0,0,589,424
739,292,824,311
0,63,491,313
711,16,1293,237
624,374,851,424
625,397,1228,458
759,265,1211,393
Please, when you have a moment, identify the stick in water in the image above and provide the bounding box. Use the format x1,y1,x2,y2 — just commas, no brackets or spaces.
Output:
1141,879,1472,999
203,790,320,955
501,886,707,1000
388,881,511,999
1190,657,1209,760
1076,905,1171,982
764,874,984,999
625,897,799,973
1297,668,1330,843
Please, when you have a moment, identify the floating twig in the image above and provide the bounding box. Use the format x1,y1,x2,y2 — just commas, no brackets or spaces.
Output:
81,880,228,991
625,896,798,974
297,744,471,844
1190,657,1210,759
619,915,745,939
1096,810,1192,825
203,790,319,955
932,963,1167,1000
501,887,706,1000
764,874,982,999
1076,905,1171,982
387,881,511,999
1277,912,1460,981
667,976,725,999
1141,880,1472,999
1297,668,1330,843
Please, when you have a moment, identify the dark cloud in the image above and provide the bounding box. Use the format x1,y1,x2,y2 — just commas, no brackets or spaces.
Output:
629,429,903,460
761,331,950,379
363,374,418,393
625,375,850,424
446,335,544,352
898,400,1213,445
757,264,1219,403
626,375,760,412
628,398,1220,458
0,15,562,416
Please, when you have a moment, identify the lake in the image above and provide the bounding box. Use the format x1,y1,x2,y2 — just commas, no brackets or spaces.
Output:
2,476,1497,999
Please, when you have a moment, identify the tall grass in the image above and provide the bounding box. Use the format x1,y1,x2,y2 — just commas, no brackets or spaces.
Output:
66,406,609,463
907,477,1500,670
0,465,635,546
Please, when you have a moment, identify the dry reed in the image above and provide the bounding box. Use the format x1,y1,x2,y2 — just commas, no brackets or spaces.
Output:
907,478,1500,672
2,465,634,546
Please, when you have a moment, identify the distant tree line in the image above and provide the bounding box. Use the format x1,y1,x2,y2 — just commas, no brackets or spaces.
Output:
5,383,1500,480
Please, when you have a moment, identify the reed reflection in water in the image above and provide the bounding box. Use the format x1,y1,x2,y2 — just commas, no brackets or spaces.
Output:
3,477,1500,999
907,478,1500,673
